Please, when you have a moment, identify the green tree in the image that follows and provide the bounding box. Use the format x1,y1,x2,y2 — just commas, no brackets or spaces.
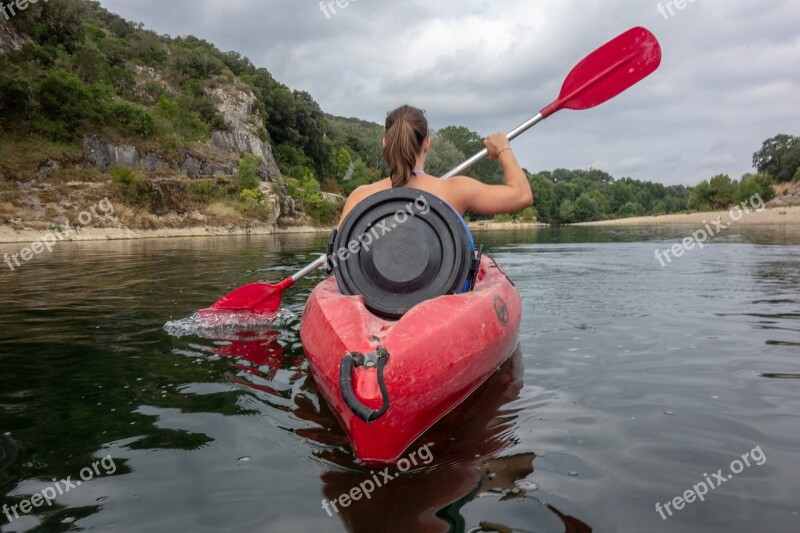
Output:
610,180,634,212
72,42,108,84
736,172,775,204
427,135,465,177
10,0,88,52
236,155,261,191
573,193,600,222
36,71,112,137
708,174,735,208
438,125,501,183
753,134,800,183
688,180,712,211
529,174,556,223
617,201,645,218
332,147,351,179
586,189,611,218
293,90,333,178
558,199,575,223
0,66,34,121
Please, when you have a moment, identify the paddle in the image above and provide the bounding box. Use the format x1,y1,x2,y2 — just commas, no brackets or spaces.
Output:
442,26,661,178
201,254,328,314
202,26,661,314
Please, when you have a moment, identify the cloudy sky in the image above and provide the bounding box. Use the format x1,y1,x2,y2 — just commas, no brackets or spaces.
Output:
99,0,799,186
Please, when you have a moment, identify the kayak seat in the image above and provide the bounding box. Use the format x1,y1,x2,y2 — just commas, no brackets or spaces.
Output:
328,188,480,319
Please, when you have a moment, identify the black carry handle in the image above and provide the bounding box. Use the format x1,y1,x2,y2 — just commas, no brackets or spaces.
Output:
467,244,484,292
339,347,390,423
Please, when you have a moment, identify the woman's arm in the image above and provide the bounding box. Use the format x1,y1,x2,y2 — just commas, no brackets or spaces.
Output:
448,133,533,215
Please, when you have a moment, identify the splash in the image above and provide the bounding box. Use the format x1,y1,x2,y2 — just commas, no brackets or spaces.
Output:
164,308,296,340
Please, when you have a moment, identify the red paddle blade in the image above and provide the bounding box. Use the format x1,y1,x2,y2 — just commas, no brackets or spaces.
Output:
202,278,293,314
541,27,661,117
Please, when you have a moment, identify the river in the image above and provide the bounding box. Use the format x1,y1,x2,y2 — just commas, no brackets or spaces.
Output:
1,226,798,532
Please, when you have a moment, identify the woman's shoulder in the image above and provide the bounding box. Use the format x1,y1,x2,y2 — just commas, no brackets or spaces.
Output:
340,178,392,220
353,178,391,198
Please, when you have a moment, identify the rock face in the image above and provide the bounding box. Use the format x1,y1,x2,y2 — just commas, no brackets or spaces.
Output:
84,137,144,171
0,22,28,56
81,83,287,225
321,192,346,206
84,85,281,182
208,86,282,182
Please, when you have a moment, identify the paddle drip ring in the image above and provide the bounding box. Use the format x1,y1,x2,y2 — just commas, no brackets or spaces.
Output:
331,189,474,319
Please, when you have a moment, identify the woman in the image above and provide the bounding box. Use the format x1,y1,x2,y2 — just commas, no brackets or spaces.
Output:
338,104,534,225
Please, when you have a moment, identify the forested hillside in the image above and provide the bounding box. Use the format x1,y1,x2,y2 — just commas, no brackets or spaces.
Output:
0,0,794,230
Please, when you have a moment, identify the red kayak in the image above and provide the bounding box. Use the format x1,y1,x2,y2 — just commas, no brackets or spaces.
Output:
299,255,521,464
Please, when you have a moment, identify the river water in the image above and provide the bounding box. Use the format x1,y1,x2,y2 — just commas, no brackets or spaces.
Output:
1,226,798,532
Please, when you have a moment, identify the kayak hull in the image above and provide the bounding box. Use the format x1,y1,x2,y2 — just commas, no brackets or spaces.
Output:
299,256,521,464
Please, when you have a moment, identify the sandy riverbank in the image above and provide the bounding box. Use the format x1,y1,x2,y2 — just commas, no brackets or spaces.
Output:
0,220,547,244
2,206,796,244
468,221,547,231
574,206,800,227
0,223,332,244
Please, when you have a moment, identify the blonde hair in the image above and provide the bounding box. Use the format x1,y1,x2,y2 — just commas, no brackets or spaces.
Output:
383,105,428,187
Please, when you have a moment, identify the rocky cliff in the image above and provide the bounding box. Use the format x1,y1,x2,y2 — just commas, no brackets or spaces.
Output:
0,21,28,55
75,84,289,229
84,84,282,182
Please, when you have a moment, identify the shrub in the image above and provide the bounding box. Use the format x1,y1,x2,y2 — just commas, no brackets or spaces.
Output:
192,180,218,204
36,71,109,135
520,207,537,222
112,101,155,137
111,167,149,207
238,191,272,221
736,172,775,204
305,197,340,225
274,143,314,173
239,188,263,203
236,155,261,191
153,95,210,141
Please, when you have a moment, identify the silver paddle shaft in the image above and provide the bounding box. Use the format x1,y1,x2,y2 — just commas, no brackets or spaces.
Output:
292,254,328,283
440,112,545,180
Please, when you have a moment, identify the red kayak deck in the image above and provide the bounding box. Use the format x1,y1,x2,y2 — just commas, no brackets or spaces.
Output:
299,256,522,464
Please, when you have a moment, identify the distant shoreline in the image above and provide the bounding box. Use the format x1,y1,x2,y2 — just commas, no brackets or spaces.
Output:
1,206,797,244
573,206,800,227
468,221,547,231
0,224,331,245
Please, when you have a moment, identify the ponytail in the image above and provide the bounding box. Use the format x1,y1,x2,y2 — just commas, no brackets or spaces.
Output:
383,105,428,188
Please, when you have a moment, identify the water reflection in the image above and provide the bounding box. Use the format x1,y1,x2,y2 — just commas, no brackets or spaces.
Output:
201,327,591,532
